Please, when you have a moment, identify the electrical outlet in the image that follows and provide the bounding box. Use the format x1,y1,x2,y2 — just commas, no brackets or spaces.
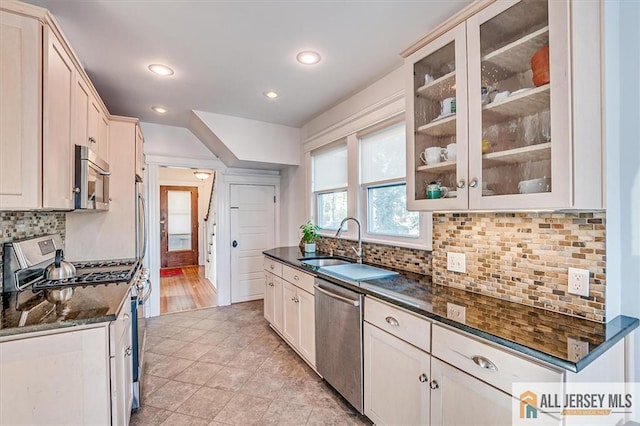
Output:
447,252,466,273
568,267,590,297
447,302,466,324
567,337,589,362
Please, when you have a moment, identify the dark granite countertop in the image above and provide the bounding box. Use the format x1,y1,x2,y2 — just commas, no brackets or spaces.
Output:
0,280,134,338
264,246,639,373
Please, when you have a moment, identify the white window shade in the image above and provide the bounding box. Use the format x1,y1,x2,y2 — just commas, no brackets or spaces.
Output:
313,144,347,192
360,122,406,184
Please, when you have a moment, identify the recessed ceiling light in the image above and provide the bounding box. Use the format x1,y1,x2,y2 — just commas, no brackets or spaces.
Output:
148,64,174,76
151,106,168,114
296,51,321,65
263,91,279,99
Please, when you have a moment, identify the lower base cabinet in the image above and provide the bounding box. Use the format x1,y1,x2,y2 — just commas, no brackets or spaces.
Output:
430,357,512,426
364,322,431,426
263,271,283,332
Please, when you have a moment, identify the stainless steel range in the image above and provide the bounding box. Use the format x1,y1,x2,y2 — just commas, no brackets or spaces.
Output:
2,234,150,411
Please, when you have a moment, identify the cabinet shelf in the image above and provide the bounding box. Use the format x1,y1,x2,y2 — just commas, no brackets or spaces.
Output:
482,84,550,124
482,26,549,74
482,142,551,167
416,159,456,173
416,71,455,101
416,114,457,137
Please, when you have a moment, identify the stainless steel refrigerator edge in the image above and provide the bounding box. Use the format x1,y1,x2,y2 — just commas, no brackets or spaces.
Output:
314,278,364,414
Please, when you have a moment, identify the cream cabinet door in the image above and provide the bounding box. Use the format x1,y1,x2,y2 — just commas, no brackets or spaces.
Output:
73,75,90,148
0,11,41,209
110,312,133,426
42,25,74,209
135,124,144,178
264,272,276,324
364,322,430,426
297,288,315,366
282,280,299,346
430,357,512,426
98,110,109,161
272,275,284,332
0,327,111,425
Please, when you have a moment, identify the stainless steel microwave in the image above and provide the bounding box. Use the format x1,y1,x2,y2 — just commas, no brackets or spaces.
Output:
74,145,110,210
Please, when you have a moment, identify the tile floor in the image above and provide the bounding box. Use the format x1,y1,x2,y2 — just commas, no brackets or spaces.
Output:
131,300,371,425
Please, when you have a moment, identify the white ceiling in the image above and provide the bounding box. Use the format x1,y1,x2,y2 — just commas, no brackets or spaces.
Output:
28,0,471,128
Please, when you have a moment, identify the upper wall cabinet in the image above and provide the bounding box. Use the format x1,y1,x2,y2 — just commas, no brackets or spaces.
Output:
406,0,603,211
0,2,112,210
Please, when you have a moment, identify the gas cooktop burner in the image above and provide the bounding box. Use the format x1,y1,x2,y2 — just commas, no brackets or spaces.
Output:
73,259,137,269
32,265,138,291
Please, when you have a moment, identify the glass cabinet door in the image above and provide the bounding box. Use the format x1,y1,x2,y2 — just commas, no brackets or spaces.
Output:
467,0,570,209
406,23,467,211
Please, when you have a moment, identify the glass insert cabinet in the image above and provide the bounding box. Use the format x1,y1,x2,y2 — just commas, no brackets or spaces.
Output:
405,0,604,211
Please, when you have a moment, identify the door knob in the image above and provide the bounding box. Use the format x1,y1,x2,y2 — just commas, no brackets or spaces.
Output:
232,240,238,248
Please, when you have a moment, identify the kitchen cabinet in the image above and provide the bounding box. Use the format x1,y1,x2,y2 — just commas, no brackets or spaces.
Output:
0,301,133,426
89,93,110,161
363,322,431,426
405,0,603,211
0,10,41,209
42,23,75,209
430,357,512,426
262,257,316,368
135,124,145,179
0,2,113,210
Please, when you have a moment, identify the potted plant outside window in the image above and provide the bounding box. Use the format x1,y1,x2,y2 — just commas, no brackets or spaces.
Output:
300,220,320,253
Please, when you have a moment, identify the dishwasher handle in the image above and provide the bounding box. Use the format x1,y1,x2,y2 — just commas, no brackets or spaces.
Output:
314,284,360,307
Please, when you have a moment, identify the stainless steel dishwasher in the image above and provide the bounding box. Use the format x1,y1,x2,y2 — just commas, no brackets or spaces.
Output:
315,277,364,414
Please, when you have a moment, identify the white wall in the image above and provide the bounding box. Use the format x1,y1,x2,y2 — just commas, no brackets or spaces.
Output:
193,111,300,167
158,167,214,265
605,0,640,381
141,122,219,160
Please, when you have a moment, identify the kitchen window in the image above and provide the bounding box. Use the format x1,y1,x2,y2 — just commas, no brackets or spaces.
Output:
312,143,348,230
359,122,420,239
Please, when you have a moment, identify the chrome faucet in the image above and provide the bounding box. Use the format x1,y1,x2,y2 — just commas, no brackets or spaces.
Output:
335,217,363,263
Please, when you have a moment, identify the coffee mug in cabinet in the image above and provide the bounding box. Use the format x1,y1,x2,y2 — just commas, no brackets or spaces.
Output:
420,147,446,165
426,182,448,199
445,143,457,161
440,97,456,116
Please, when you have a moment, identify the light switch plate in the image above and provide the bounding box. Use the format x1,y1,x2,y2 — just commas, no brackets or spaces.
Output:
447,252,466,273
567,337,589,362
447,302,466,324
568,267,590,297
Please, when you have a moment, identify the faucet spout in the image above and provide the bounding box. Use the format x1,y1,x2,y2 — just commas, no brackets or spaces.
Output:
335,217,363,263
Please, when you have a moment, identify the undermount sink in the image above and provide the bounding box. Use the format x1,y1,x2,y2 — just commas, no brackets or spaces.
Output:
299,257,352,267
319,263,398,282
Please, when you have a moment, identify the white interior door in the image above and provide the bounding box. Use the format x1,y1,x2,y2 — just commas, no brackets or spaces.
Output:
230,184,275,303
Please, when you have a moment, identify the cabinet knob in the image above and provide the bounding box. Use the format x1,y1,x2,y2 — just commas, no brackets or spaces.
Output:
73,187,80,193
457,180,466,189
293,275,299,281
123,313,129,319
385,316,399,327
418,373,428,383
270,265,274,270
469,179,479,188
430,380,439,390
268,282,274,287
125,346,132,356
293,297,300,303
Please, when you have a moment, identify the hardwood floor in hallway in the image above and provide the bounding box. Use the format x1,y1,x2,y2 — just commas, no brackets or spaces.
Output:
160,266,217,315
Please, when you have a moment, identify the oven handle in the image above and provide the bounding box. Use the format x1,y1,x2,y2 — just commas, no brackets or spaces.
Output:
142,278,152,303
139,194,148,260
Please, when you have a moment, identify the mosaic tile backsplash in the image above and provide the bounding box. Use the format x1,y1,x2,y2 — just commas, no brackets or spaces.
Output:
0,211,66,283
432,212,606,322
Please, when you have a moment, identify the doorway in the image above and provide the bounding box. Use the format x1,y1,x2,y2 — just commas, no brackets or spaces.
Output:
160,185,199,268
230,184,276,303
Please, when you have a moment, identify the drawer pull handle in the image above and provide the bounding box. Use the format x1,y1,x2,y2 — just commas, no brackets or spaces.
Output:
294,275,299,280
430,380,439,390
472,355,498,371
385,316,399,327
418,373,428,383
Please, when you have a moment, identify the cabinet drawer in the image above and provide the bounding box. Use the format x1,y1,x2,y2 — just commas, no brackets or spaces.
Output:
364,296,431,353
282,264,315,295
432,325,562,395
263,257,282,277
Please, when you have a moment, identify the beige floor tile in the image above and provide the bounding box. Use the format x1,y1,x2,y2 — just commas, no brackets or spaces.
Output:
199,345,241,365
141,374,169,400
257,399,313,425
172,342,216,361
226,349,268,371
147,337,189,356
213,393,272,425
146,355,195,379
306,407,367,425
175,386,235,420
130,405,173,425
238,371,288,399
160,412,211,426
144,380,200,411
205,366,253,391
194,330,229,346
192,318,226,331
146,324,186,339
173,361,224,385
171,327,210,342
